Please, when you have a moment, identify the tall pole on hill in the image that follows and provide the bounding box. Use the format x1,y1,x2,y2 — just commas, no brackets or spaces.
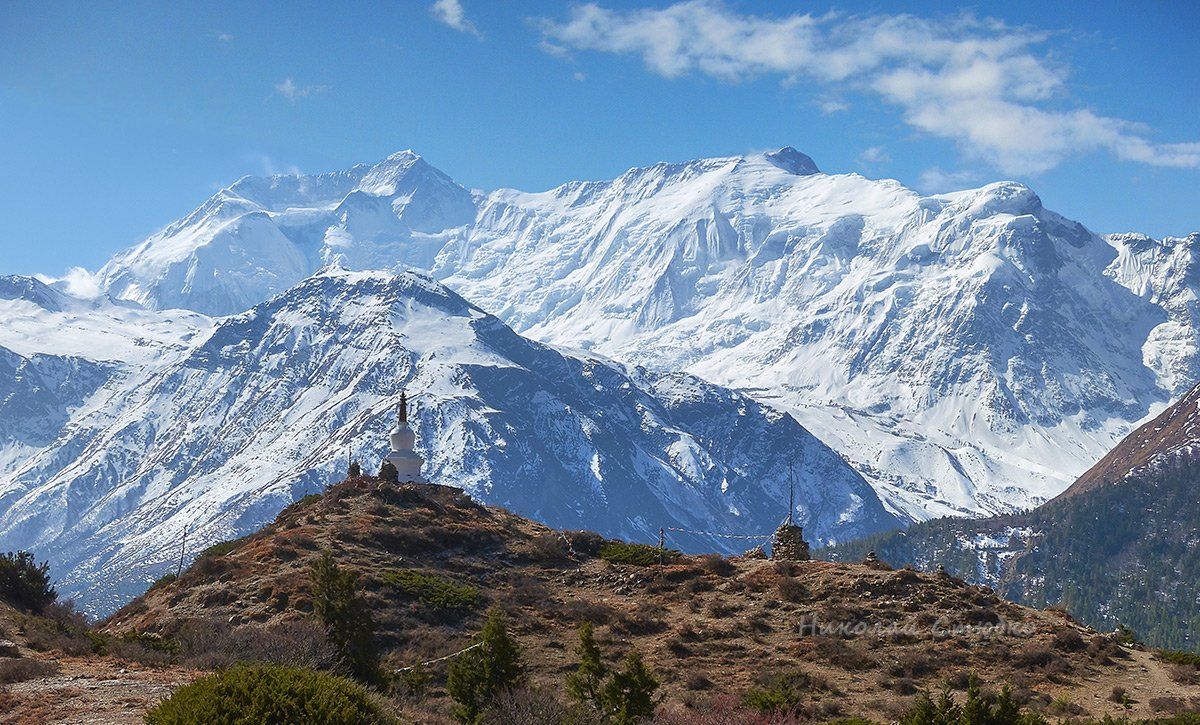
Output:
787,461,795,527
176,524,188,579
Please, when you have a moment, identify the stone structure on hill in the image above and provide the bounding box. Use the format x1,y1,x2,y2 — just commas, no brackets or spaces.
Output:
382,391,427,483
772,522,810,561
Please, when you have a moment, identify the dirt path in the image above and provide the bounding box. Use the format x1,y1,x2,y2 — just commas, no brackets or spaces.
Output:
2,654,196,725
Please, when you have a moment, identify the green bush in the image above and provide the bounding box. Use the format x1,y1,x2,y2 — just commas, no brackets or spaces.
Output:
743,669,821,713
599,542,675,567
150,573,177,590
145,664,395,724
197,536,246,560
1159,649,1200,667
0,550,57,613
383,569,480,611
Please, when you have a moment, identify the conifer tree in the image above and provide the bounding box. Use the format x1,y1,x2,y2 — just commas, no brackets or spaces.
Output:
565,621,606,713
309,551,380,684
348,460,362,478
447,607,525,723
599,651,659,725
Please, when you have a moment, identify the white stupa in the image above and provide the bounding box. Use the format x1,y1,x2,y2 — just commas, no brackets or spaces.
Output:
382,391,427,483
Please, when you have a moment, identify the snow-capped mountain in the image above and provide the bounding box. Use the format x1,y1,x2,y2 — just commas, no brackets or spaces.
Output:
94,148,1197,521
0,269,896,613
99,151,475,316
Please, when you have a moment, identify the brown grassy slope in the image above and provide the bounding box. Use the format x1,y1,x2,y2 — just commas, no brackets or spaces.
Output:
1065,380,1200,497
105,477,1200,721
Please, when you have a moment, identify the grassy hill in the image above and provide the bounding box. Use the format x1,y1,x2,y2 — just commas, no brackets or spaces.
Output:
92,475,1200,721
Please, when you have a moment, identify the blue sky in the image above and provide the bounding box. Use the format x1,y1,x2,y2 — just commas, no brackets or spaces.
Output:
1,0,1197,277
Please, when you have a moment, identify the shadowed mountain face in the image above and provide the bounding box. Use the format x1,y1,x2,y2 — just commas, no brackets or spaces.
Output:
0,269,897,615
825,379,1200,650
94,149,1200,522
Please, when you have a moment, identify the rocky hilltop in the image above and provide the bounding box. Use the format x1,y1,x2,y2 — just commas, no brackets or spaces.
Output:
97,476,1200,721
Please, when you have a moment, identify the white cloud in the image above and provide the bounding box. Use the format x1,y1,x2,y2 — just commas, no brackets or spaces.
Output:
211,31,233,42
859,145,889,165
538,1,1200,175
35,267,103,299
817,98,848,114
918,166,981,192
431,0,482,38
573,71,587,82
251,153,303,177
274,78,328,103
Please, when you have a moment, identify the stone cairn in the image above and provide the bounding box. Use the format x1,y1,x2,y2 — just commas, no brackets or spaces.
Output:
771,523,811,561
862,551,891,570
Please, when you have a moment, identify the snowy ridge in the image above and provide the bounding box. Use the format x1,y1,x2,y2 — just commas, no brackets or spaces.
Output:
90,148,1200,522
0,269,898,613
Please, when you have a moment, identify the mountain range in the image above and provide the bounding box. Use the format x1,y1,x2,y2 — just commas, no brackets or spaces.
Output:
96,148,1199,521
0,269,893,613
4,146,1198,612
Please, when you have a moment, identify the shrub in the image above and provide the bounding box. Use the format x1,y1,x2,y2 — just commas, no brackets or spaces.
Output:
196,537,246,561
144,664,395,724
310,551,380,684
1160,650,1200,667
384,569,481,611
599,542,676,567
744,670,823,714
0,657,59,684
150,573,178,590
107,631,180,666
0,551,56,613
564,530,607,557
447,608,525,724
776,576,808,603
481,686,567,725
19,601,95,656
697,554,737,577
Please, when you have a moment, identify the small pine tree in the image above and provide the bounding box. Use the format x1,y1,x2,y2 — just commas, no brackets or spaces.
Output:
379,460,399,483
309,551,380,684
565,621,606,712
901,679,1047,725
0,550,57,613
447,608,525,724
348,460,362,478
600,652,659,725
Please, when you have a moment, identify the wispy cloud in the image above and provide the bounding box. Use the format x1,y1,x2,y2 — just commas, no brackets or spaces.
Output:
211,31,234,42
250,153,303,177
273,78,328,103
431,0,482,38
35,267,103,299
858,145,890,166
537,1,1200,175
817,98,849,115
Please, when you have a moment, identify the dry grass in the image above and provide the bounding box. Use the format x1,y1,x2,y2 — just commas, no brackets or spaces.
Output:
94,477,1200,721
